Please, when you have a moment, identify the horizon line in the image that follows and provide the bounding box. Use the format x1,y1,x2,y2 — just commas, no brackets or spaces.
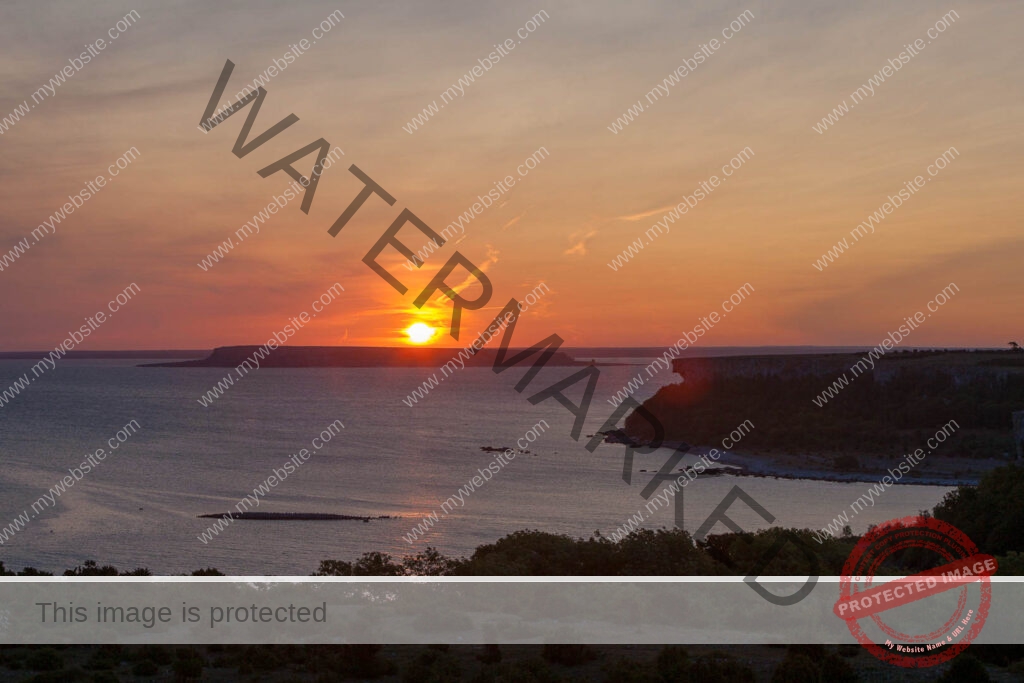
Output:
0,344,1010,356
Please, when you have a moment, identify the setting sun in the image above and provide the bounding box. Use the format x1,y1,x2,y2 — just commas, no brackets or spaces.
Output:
404,322,436,344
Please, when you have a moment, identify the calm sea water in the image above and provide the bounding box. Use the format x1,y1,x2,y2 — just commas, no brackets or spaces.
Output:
0,357,951,575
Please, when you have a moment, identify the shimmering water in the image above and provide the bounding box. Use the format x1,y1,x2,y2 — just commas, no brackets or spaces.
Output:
0,358,951,574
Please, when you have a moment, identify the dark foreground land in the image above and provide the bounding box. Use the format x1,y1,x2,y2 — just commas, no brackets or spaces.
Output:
0,643,1021,682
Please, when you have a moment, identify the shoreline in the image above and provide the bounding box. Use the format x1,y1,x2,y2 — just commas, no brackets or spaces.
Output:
670,442,996,487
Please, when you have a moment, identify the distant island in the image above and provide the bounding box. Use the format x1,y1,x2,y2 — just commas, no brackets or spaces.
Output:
140,345,589,368
196,512,398,522
0,350,207,360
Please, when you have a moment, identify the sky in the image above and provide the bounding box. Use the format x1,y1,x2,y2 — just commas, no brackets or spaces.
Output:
1,0,1022,350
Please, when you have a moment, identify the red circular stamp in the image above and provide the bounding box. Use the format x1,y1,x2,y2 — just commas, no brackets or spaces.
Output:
834,516,997,668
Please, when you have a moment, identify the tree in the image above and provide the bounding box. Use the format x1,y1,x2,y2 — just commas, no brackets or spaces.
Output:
939,653,990,682
313,559,353,576
172,648,205,681
933,464,1024,555
190,567,224,576
656,646,691,682
690,652,755,683
402,547,461,575
770,653,818,683
542,644,595,666
63,560,118,576
353,551,404,576
401,648,461,683
820,652,859,682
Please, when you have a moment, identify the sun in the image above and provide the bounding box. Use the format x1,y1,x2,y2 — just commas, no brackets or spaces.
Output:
404,322,436,344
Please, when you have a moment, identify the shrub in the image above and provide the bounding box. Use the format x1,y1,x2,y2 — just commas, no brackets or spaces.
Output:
770,653,818,683
84,646,121,671
132,659,159,676
541,644,596,666
248,646,287,672
353,552,404,576
477,644,502,664
472,658,562,683
136,644,173,665
820,651,859,682
339,644,393,678
934,464,1024,556
401,648,461,683
26,648,64,672
24,668,88,683
939,654,991,682
690,652,755,683
601,657,659,683
172,648,204,681
63,561,117,576
655,645,690,681
313,560,353,576
837,644,860,658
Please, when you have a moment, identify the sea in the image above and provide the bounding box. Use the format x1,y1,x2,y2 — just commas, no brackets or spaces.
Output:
0,349,952,575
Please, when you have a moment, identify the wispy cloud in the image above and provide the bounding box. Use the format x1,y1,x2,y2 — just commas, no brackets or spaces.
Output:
435,245,499,303
565,230,597,256
501,213,524,230
618,205,677,221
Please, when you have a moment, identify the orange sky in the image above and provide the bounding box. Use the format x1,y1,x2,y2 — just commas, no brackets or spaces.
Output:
1,1,1021,350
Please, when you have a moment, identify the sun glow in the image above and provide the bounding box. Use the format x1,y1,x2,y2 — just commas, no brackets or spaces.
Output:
404,322,436,344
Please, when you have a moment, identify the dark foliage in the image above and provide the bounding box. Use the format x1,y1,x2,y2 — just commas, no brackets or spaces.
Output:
768,646,858,683
401,647,462,683
541,644,596,666
934,464,1024,555
472,657,562,683
939,653,991,682
628,352,1023,458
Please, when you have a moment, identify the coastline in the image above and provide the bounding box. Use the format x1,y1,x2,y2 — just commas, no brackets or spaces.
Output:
676,442,995,487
